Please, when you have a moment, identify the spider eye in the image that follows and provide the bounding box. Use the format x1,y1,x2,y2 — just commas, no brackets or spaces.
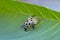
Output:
31,20,32,21
31,18,32,19
29,23,30,25
26,24,27,25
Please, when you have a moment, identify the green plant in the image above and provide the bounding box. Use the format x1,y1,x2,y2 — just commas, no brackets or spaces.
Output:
0,0,60,40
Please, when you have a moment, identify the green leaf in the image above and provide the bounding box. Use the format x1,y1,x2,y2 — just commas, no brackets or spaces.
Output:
0,0,60,40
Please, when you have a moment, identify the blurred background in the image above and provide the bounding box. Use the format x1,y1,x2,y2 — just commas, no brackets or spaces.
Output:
19,0,60,12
